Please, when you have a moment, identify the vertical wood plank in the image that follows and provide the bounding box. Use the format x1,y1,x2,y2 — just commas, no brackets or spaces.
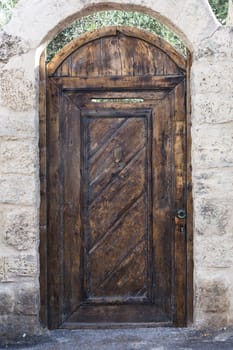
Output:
173,80,187,326
55,55,72,77
47,79,63,329
62,95,82,321
116,34,134,76
132,39,155,76
152,95,173,317
39,51,48,326
101,36,122,76
71,39,102,77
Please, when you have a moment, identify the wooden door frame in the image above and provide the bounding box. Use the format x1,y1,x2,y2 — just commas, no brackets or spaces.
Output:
39,27,193,328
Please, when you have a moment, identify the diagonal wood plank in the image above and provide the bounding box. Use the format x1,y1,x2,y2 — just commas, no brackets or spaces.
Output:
87,194,147,293
89,117,126,157
82,112,152,301
88,192,145,254
91,239,147,298
88,148,147,245
89,145,145,207
88,117,146,201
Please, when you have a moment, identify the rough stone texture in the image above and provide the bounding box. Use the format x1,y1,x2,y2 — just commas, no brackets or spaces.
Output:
195,274,230,327
1,207,37,251
0,68,35,111
0,283,39,339
192,94,233,124
4,327,233,350
0,32,30,63
0,174,37,205
4,0,218,48
0,50,37,112
0,0,233,338
14,285,38,316
192,61,233,94
193,167,233,199
0,259,4,281
0,255,37,282
191,25,233,327
0,315,39,338
0,109,37,138
0,139,37,175
0,289,14,314
195,198,232,237
195,236,233,268
192,124,233,169
194,27,233,61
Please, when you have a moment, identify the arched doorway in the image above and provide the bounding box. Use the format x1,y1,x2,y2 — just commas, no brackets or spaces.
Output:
40,26,192,329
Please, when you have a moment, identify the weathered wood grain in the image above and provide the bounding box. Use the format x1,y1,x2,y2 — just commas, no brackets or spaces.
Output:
42,26,191,329
51,75,184,90
173,81,187,326
48,26,186,76
39,51,47,326
46,79,63,328
186,52,193,326
62,95,82,322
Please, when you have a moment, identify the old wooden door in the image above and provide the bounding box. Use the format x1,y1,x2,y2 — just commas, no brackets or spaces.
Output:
43,27,190,329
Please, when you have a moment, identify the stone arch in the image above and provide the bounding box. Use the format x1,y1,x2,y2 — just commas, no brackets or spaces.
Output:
1,1,219,114
4,1,218,52
1,0,233,336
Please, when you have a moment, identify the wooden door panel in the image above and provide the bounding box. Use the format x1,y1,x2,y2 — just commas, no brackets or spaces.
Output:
55,30,183,77
87,194,148,300
173,82,187,326
47,84,187,327
152,94,174,319
65,304,170,325
87,117,146,201
44,27,189,329
47,80,63,328
62,95,82,320
82,111,152,303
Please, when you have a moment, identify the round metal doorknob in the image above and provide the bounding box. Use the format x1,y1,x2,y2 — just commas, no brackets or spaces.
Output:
176,209,186,219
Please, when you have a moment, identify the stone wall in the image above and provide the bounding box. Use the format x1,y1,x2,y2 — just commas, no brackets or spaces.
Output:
0,0,233,337
192,25,233,326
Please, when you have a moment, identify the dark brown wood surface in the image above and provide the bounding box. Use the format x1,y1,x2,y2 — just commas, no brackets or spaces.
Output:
186,52,193,326
82,110,151,303
39,51,47,325
42,26,191,329
48,27,186,76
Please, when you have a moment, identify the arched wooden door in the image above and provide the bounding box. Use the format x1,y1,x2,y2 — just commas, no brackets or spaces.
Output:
42,26,191,329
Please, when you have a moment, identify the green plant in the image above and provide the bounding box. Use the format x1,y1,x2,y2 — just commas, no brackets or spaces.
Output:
47,11,187,61
209,0,229,24
0,0,18,27
0,0,229,59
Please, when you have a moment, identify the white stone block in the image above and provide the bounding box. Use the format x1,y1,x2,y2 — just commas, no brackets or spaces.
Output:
0,205,38,251
0,139,37,175
193,167,233,199
0,174,37,205
0,109,37,139
0,255,38,282
0,68,35,111
192,123,233,168
192,93,233,124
